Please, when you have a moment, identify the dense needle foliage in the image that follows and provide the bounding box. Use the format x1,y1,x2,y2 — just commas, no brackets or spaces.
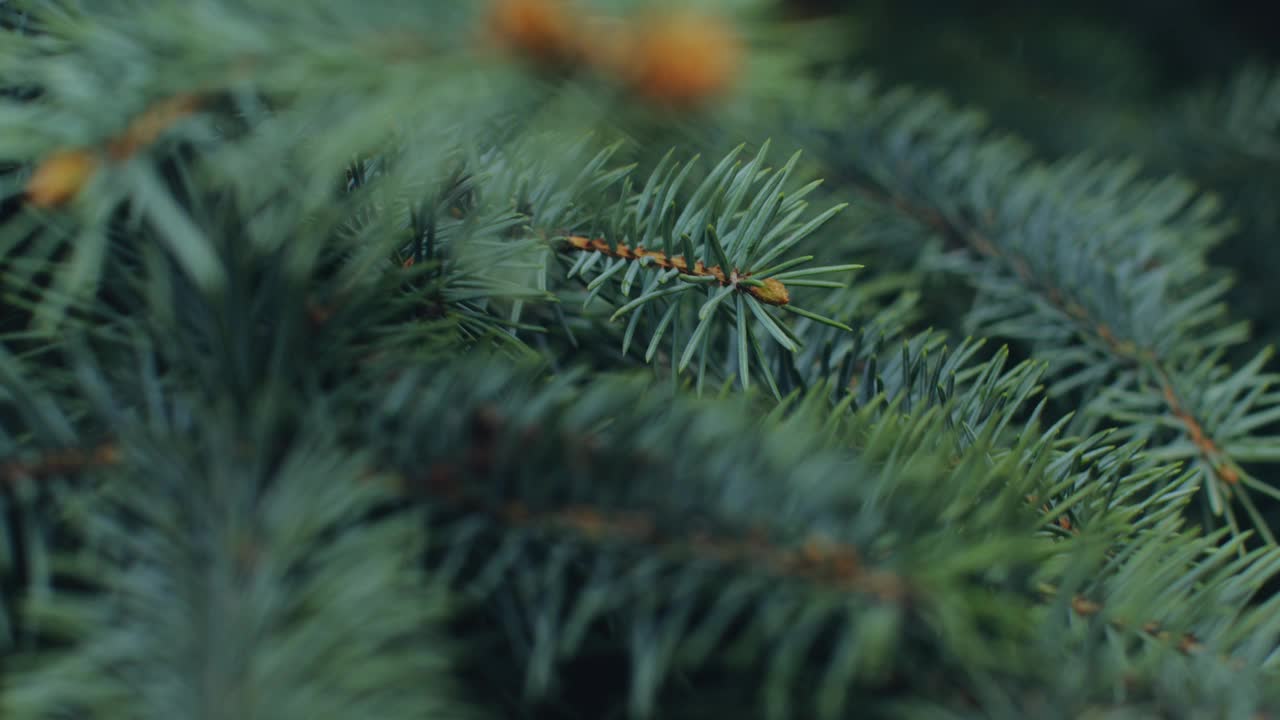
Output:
4,1,1280,717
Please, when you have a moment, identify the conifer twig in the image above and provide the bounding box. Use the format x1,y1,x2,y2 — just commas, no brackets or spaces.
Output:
1040,585,1207,656
406,403,910,602
850,181,1246,496
1,443,120,484
25,93,202,207
561,234,792,306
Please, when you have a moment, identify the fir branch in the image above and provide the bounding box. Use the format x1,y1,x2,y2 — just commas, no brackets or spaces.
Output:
795,76,1280,538
1175,63,1280,164
536,144,856,393
1,431,474,720
22,92,202,208
0,442,118,485
365,357,1280,717
8,3,1280,717
562,234,793,306
419,461,911,603
855,176,1245,489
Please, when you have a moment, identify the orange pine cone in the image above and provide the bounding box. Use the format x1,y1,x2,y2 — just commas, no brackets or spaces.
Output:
623,10,742,107
487,0,581,65
24,148,99,208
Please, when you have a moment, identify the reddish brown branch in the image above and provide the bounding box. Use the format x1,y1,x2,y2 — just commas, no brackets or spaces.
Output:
562,234,792,306
1,443,121,484
106,94,202,161
408,404,907,602
26,93,202,207
852,181,1240,487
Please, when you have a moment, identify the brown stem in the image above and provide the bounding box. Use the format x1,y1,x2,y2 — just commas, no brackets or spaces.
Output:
1,443,121,484
562,234,791,306
851,181,1239,488
408,404,907,602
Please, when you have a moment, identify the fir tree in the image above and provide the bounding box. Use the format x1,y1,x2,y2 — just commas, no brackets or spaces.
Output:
3,1,1280,717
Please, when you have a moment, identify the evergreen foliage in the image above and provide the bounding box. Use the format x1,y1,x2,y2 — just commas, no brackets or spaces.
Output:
3,0,1280,717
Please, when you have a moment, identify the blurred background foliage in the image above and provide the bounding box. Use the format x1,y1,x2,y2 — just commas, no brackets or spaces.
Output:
786,0,1280,353
6,1,1280,717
